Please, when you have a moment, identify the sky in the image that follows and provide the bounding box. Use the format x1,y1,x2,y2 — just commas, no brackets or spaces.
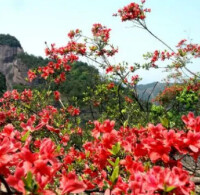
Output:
1,0,200,83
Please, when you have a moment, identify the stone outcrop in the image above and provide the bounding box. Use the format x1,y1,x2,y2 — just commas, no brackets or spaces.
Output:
0,44,28,90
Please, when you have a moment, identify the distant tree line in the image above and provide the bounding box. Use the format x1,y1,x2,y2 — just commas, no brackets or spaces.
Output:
0,34,22,48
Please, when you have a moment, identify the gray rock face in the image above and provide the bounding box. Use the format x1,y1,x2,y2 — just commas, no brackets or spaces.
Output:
0,45,28,90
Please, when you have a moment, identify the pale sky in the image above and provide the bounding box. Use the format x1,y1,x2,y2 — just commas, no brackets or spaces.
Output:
1,0,200,83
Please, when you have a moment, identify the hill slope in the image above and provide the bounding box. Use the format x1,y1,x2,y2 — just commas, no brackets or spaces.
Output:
137,82,167,101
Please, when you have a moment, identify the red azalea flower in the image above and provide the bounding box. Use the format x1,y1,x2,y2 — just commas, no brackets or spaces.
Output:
107,82,115,89
54,91,60,101
60,172,86,194
106,66,114,74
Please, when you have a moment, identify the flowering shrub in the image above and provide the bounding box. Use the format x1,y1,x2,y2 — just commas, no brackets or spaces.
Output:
0,107,200,194
1,0,200,194
1,105,200,194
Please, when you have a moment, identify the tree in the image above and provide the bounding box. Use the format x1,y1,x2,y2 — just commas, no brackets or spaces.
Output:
0,34,21,48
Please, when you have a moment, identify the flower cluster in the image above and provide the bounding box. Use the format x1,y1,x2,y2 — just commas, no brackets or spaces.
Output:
144,39,200,71
131,74,139,85
107,82,115,89
92,23,111,43
148,50,175,67
116,2,151,22
67,105,80,116
154,85,184,104
28,23,119,83
0,89,32,104
176,39,200,58
68,29,81,39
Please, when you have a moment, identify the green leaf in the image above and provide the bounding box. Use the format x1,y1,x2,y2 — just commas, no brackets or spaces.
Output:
159,117,169,128
114,157,120,167
121,109,126,114
110,166,119,183
178,49,186,57
86,151,90,158
107,159,115,166
21,131,30,142
164,185,176,192
123,120,128,127
190,191,196,195
76,117,81,125
56,145,61,153
109,142,121,155
26,171,33,188
23,171,38,193
106,166,112,173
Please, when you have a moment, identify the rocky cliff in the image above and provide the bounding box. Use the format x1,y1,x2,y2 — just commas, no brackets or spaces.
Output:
0,34,28,90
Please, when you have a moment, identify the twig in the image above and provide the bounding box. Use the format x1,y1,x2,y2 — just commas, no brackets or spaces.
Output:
117,83,125,125
0,175,22,195
137,20,199,78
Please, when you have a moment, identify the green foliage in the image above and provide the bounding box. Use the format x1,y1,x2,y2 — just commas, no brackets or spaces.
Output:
176,89,198,110
0,34,21,48
0,72,6,96
21,131,31,142
110,165,119,183
57,61,100,101
154,81,200,128
22,172,39,194
17,52,49,68
108,143,121,156
159,117,169,128
13,84,27,92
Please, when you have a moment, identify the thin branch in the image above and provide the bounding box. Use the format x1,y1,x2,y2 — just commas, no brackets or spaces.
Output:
146,82,158,107
132,91,145,112
84,188,102,194
85,54,106,67
117,82,125,125
0,175,12,194
89,104,95,120
59,99,65,109
137,20,175,53
146,82,158,122
141,88,147,100
0,175,22,195
137,20,199,78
